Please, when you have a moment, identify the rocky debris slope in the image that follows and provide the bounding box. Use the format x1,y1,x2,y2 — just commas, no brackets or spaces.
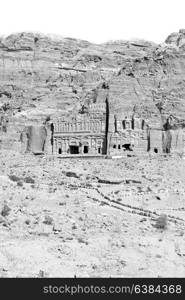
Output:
1,30,185,127
0,150,185,277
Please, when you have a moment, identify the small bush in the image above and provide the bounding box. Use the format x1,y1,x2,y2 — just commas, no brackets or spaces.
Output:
155,214,167,229
24,176,35,184
1,204,11,217
9,174,21,182
38,270,45,278
77,237,88,245
43,215,53,225
64,171,79,178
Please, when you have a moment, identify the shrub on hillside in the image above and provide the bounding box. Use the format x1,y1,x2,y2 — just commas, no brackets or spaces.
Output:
155,214,168,229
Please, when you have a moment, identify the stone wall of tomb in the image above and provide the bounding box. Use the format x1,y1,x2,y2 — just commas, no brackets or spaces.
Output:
89,102,106,113
170,129,184,154
108,128,149,155
0,117,23,152
53,135,105,155
43,124,53,155
162,128,184,154
109,114,147,133
107,114,149,155
49,109,185,157
149,129,163,154
52,114,106,134
50,110,107,156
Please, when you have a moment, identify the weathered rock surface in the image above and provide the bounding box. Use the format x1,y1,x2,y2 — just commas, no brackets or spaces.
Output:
1,30,185,127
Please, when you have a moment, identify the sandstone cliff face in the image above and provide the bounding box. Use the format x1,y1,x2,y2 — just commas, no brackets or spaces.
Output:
1,30,185,128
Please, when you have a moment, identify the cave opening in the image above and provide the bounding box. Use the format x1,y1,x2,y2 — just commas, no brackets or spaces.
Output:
84,145,89,154
122,143,133,151
70,145,79,154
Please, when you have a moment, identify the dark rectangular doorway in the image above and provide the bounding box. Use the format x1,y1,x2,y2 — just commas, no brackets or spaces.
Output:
84,145,88,154
70,145,79,154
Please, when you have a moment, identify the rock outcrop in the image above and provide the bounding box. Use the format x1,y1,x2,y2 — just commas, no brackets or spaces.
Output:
20,125,47,154
1,30,185,133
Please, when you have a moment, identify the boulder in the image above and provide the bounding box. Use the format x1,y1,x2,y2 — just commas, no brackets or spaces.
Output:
21,125,47,154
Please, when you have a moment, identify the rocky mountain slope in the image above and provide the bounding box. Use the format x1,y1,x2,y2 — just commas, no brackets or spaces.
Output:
1,29,185,126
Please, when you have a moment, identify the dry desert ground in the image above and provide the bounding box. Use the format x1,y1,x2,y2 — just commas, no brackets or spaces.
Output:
0,150,185,277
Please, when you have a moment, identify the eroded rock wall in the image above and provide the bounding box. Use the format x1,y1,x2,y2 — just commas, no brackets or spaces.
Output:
1,30,185,150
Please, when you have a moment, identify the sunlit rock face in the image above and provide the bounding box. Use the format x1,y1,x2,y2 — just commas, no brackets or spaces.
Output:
1,30,185,128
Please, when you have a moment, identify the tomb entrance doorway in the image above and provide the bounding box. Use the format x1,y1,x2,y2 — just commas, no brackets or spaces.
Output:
70,145,79,154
